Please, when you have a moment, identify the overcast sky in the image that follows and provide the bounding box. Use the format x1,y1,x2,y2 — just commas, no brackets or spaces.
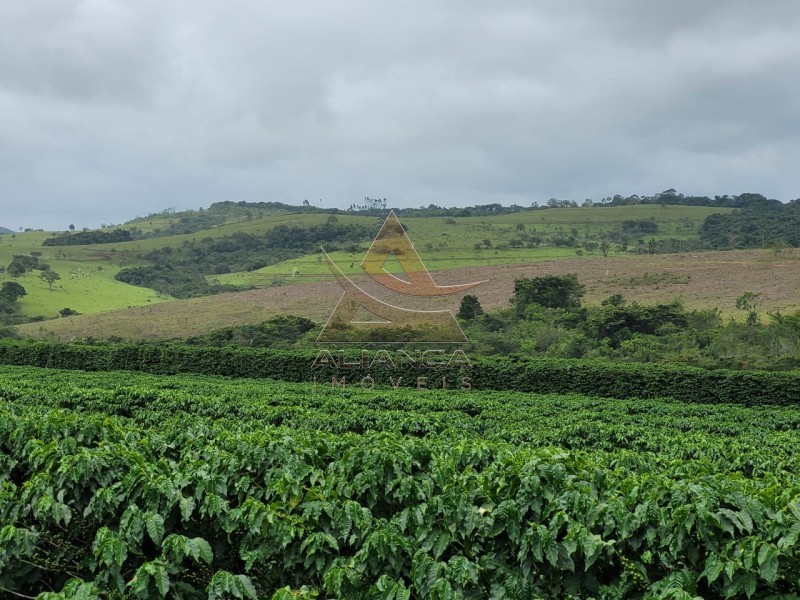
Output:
2,1,799,230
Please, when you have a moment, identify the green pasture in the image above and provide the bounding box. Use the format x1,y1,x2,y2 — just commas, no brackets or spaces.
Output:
209,205,728,287
209,247,586,286
105,204,730,256
0,231,169,319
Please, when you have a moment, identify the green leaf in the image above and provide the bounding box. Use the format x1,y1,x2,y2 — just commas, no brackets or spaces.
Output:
743,573,756,599
701,554,724,584
93,528,127,568
581,533,603,569
208,571,259,600
192,537,213,565
154,565,170,598
145,512,165,546
778,522,800,550
757,542,779,583
180,496,195,522
53,502,72,526
431,531,450,560
788,499,800,522
120,504,144,545
238,574,258,600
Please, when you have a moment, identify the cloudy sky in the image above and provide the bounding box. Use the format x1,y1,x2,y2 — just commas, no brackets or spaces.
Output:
2,1,799,230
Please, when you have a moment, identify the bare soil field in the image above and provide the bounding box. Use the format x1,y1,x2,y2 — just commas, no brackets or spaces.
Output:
17,249,800,341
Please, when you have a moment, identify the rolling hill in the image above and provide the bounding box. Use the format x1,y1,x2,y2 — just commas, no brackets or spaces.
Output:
18,248,800,342
1,201,742,339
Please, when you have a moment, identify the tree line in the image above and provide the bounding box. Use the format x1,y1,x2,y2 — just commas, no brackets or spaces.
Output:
43,228,133,246
700,195,800,249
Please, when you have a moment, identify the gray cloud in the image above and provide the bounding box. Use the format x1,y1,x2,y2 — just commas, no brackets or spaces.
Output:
1,0,799,230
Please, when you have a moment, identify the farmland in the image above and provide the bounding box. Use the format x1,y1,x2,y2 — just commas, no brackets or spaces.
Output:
18,247,800,342
207,204,727,287
1,364,799,598
3,201,799,599
2,204,729,327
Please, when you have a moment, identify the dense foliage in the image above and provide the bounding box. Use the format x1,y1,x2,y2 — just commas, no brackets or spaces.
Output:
513,275,585,314
604,190,774,209
700,196,800,249
114,220,375,298
185,316,316,348
459,275,800,371
6,254,49,278
112,265,242,300
1,340,800,405
0,282,26,330
43,229,133,246
1,366,800,598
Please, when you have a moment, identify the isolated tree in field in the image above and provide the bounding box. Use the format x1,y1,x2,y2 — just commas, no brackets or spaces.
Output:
600,239,610,257
736,292,761,326
457,295,484,320
69,224,75,231
40,270,61,291
513,274,585,315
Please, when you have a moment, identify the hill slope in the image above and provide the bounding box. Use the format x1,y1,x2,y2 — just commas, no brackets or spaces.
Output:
18,248,799,342
3,203,729,324
0,230,168,321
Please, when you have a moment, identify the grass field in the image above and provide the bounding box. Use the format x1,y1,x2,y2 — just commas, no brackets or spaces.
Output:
210,204,731,286
98,203,728,258
210,247,582,286
18,247,799,341
0,231,170,320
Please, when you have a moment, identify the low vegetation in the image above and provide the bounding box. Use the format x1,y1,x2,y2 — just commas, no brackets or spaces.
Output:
461,275,800,370
1,366,799,598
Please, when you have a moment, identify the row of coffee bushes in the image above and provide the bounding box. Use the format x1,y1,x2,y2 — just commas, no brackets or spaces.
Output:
0,340,798,404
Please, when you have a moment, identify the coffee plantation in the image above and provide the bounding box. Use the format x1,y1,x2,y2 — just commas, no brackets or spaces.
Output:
1,366,800,598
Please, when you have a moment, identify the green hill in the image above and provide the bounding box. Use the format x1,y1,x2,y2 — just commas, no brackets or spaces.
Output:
210,204,728,287
109,203,727,295
3,202,732,332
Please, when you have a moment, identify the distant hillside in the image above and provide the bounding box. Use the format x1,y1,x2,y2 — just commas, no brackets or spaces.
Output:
701,195,800,249
17,248,800,342
111,204,728,299
119,189,763,241
0,227,12,235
